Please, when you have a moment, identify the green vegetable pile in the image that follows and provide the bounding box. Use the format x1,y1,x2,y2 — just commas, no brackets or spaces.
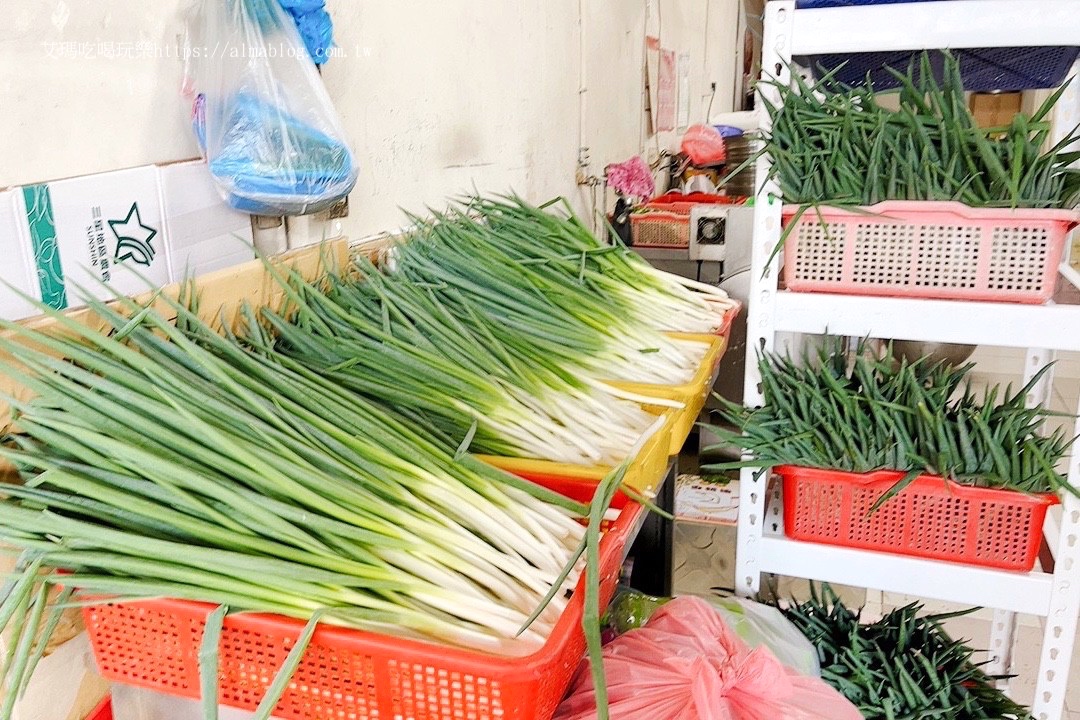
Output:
783,586,1032,720
709,339,1076,498
254,196,737,466
389,197,726,386
0,290,617,719
256,260,660,466
0,194,740,720
762,52,1080,208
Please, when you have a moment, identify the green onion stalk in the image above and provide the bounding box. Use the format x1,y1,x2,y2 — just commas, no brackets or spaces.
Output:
251,256,661,465
383,197,729,385
0,289,623,714
760,52,1080,208
708,338,1076,500
461,195,739,335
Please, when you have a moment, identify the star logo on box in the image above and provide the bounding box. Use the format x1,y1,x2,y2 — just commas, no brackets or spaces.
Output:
108,202,158,267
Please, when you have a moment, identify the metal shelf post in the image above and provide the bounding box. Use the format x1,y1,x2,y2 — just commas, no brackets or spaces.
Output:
737,4,1080,717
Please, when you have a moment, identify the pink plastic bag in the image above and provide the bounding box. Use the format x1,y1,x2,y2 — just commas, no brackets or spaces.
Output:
680,125,728,166
555,597,861,720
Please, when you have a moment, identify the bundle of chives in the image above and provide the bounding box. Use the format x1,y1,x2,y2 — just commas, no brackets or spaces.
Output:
0,290,620,714
761,52,1080,208
467,195,737,335
386,199,723,385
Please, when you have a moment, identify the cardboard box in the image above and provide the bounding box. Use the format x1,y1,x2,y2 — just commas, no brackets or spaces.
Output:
969,92,1023,129
159,162,255,282
0,632,109,720
7,160,260,319
0,191,41,320
19,166,171,311
675,473,739,525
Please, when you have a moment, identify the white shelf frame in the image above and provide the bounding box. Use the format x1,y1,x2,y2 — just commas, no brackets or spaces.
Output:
736,4,1080,719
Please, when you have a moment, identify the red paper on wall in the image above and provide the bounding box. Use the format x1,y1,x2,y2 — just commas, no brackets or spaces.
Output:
658,48,677,132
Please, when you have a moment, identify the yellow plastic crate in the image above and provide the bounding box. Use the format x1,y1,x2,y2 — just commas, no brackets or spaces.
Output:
476,407,676,495
605,332,728,455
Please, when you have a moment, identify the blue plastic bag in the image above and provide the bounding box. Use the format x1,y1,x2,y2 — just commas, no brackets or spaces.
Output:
183,0,357,215
277,0,334,65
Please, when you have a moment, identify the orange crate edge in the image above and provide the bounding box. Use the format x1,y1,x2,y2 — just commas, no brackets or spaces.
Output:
780,201,1080,305
777,465,1058,571
82,479,643,720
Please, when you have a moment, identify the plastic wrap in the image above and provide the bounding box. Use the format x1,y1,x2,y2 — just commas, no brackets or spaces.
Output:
183,0,358,216
709,596,820,678
604,587,669,635
556,596,861,720
680,125,727,167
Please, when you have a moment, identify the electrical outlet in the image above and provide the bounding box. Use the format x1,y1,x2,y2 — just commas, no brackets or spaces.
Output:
576,146,592,186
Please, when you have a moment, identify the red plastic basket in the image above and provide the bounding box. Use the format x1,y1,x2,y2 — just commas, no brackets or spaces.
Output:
630,210,691,248
81,480,642,720
714,302,740,338
86,697,111,720
781,201,1079,304
778,465,1058,571
645,192,748,214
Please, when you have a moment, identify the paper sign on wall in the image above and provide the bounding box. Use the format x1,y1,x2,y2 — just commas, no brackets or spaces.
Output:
657,47,677,132
677,52,692,130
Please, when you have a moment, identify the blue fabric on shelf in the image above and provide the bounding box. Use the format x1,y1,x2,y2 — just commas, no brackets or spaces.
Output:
277,0,334,65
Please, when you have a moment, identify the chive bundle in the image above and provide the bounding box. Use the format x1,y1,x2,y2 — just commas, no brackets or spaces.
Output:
708,339,1075,497
386,197,728,386
762,52,1080,208
250,259,659,465
0,288,616,710
783,585,1032,719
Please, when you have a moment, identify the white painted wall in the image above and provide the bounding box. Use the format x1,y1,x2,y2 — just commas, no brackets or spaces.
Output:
0,1,198,183
0,0,743,240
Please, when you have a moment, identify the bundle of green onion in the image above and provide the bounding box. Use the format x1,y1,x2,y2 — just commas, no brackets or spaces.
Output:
709,339,1076,499
465,196,738,335
0,290,617,716
762,52,1080,208
254,259,662,465
385,197,733,386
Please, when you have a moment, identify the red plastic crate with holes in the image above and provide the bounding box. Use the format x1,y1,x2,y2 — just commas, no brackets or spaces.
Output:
781,201,1080,304
778,465,1058,571
81,478,642,720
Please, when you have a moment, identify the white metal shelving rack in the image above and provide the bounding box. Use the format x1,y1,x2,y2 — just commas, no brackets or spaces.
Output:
736,3,1080,718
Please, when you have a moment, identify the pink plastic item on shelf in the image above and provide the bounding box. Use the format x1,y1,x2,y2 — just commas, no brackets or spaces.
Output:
680,125,727,167
781,201,1080,304
554,596,861,720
